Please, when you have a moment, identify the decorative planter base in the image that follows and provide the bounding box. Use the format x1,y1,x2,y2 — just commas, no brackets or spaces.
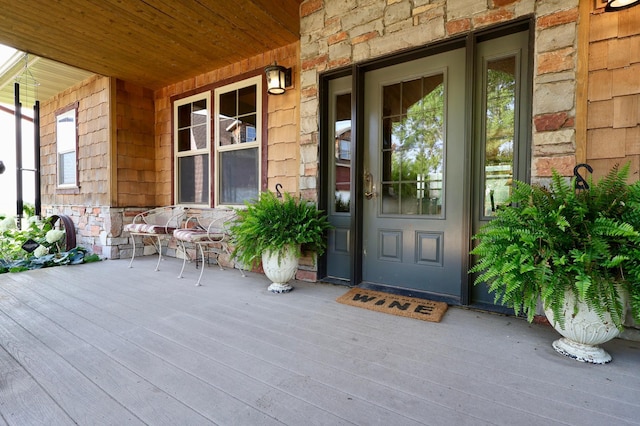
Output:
262,245,299,294
545,288,625,364
268,283,293,293
552,337,612,364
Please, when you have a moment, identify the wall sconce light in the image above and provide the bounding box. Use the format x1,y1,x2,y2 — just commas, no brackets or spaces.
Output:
265,63,292,95
605,0,640,11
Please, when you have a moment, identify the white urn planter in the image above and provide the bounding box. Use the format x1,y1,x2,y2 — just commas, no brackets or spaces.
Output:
262,244,299,293
544,289,627,364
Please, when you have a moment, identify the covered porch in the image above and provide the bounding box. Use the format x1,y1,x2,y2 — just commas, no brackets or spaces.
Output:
0,257,638,425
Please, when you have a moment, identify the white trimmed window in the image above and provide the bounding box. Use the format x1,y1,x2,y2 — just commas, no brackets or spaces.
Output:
56,106,78,187
174,92,211,205
215,76,262,206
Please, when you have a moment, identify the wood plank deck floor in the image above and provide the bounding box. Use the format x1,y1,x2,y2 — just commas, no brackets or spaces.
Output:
0,256,638,425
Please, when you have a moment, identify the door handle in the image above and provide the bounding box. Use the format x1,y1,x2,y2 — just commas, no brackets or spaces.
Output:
364,172,377,199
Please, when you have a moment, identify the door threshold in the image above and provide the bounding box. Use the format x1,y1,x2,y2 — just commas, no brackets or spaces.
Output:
358,282,461,306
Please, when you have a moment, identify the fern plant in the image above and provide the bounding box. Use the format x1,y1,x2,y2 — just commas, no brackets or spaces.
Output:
470,163,640,330
230,190,332,268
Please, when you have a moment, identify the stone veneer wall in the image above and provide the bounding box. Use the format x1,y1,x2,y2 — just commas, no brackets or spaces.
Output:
299,0,581,199
41,75,157,259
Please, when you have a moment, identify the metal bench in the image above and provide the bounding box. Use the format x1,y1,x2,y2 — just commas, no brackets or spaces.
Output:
173,208,245,286
123,206,187,271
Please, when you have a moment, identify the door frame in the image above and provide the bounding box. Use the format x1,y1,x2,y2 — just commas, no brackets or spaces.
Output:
318,18,533,308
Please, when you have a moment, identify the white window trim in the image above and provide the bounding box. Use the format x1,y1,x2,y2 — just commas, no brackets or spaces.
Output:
214,75,262,208
173,91,212,207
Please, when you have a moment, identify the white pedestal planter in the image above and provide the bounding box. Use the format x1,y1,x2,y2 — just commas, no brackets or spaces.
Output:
262,245,299,293
544,289,626,364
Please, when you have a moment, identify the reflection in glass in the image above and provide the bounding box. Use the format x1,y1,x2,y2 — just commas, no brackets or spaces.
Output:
381,74,445,215
334,93,351,213
484,56,516,216
219,86,257,146
177,100,208,152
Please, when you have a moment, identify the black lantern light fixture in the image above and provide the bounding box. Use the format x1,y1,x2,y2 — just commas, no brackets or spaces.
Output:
605,0,640,11
265,62,292,95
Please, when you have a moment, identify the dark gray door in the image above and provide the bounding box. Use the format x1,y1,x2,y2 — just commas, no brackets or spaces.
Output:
363,48,467,298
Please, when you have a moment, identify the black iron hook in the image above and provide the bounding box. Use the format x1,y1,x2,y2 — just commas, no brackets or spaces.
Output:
275,183,283,198
574,163,593,191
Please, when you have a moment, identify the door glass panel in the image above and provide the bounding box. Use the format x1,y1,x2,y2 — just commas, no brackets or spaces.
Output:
484,56,516,216
334,93,351,213
381,74,444,215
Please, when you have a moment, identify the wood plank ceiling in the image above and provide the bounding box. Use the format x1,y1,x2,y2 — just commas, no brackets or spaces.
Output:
0,0,302,92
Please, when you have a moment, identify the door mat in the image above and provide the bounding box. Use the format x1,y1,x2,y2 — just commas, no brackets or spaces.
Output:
336,288,448,323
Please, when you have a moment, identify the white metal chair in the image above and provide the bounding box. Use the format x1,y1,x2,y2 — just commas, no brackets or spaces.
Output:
123,206,187,271
173,208,245,286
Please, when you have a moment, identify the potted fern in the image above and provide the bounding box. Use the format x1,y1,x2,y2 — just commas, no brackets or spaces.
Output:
470,164,640,363
230,190,332,293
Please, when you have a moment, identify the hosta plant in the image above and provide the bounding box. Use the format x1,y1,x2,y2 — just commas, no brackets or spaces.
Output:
470,163,640,330
0,214,100,273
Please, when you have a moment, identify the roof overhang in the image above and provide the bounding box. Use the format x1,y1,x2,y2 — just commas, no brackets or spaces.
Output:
0,0,302,104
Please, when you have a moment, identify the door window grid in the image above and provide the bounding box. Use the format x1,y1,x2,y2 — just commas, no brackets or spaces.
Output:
380,73,445,216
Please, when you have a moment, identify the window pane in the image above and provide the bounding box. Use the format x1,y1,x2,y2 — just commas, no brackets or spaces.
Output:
380,74,444,215
238,85,256,115
57,109,77,186
178,154,209,204
178,128,191,152
219,91,236,118
383,83,401,116
178,104,191,128
192,123,207,149
334,92,351,213
59,152,76,185
484,56,516,216
239,114,256,143
219,148,258,205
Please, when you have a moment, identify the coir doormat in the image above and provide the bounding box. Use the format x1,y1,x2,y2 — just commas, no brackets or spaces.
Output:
336,288,448,323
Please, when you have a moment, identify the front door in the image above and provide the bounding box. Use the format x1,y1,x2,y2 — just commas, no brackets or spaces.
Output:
362,48,467,299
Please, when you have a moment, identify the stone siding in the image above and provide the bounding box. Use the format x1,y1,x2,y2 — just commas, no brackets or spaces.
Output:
299,0,581,190
41,204,144,260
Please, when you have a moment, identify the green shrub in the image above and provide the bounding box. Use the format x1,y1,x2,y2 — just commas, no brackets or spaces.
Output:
470,163,640,330
230,191,332,268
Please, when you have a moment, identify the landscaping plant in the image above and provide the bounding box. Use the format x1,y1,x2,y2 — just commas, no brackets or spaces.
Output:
230,190,332,268
470,163,640,330
0,214,100,273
